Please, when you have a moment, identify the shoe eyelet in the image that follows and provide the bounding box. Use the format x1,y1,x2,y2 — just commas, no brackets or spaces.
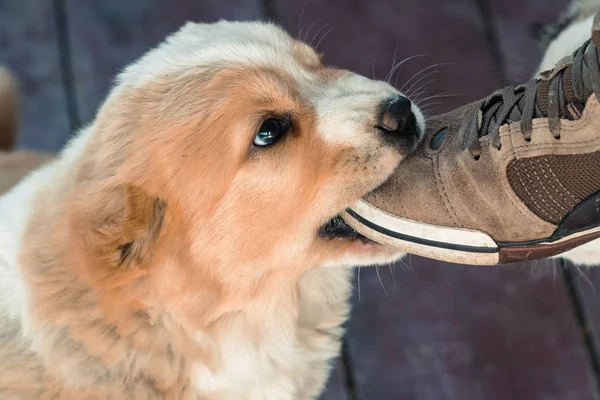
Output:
473,154,481,161
524,137,532,142
497,145,502,151
554,135,561,140
430,128,448,151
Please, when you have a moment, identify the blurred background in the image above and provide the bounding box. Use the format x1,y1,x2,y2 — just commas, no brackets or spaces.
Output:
3,0,600,399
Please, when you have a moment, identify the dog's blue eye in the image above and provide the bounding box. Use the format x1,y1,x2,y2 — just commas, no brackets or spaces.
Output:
254,118,290,147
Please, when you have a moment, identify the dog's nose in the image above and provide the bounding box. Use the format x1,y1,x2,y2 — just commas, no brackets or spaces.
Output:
379,95,416,135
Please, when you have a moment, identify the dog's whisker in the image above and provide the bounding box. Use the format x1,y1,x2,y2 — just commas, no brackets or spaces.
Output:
288,0,298,33
404,71,440,96
392,41,399,68
407,74,439,95
551,259,558,287
388,263,397,289
417,96,460,109
421,109,442,119
385,41,401,83
400,62,452,92
384,54,428,87
394,57,432,88
408,87,437,104
386,60,404,84
419,102,445,111
385,40,400,84
414,93,442,108
400,63,442,92
527,261,535,279
420,107,445,116
357,267,362,302
397,257,410,273
416,92,464,103
376,266,391,300
574,264,595,290
297,0,309,37
313,24,337,50
412,89,438,105
406,77,439,100
418,97,446,107
299,21,318,42
309,21,334,47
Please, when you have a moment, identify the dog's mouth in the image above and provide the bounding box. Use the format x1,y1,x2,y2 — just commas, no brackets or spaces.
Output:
318,214,372,243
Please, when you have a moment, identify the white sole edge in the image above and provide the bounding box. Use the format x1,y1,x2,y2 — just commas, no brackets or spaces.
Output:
343,202,600,266
350,200,498,248
342,209,500,265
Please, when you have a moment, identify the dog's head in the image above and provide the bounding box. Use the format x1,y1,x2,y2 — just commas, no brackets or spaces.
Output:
62,21,423,307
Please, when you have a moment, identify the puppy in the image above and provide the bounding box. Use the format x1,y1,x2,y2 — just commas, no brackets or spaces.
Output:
537,0,600,266
0,22,422,399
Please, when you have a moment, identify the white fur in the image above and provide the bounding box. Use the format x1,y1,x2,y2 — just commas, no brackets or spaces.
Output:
189,267,353,400
119,21,299,86
313,73,425,145
0,174,34,321
538,15,594,72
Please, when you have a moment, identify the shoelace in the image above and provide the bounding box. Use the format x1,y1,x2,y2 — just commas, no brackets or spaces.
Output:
464,37,600,160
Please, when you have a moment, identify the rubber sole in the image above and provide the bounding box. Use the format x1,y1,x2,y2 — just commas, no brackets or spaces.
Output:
342,199,600,265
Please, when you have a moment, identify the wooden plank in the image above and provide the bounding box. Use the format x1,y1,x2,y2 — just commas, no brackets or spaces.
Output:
64,0,264,126
485,0,571,82
568,263,600,376
0,0,71,151
345,259,598,400
270,0,501,114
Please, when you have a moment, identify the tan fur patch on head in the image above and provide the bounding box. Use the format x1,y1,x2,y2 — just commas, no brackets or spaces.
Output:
68,184,167,289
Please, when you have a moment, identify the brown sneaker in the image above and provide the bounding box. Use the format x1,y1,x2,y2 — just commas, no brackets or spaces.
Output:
342,13,600,265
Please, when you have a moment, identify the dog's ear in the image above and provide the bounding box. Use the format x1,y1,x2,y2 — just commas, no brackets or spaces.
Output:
72,184,167,288
118,185,167,266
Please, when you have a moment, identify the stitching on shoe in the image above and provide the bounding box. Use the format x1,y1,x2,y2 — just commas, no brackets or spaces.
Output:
514,167,553,221
397,194,408,216
511,135,600,153
543,157,579,204
535,157,573,212
433,153,464,228
531,158,563,215
499,147,557,233
529,158,565,220
501,163,554,226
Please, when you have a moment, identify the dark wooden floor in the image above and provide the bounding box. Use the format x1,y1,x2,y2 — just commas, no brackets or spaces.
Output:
2,0,600,399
